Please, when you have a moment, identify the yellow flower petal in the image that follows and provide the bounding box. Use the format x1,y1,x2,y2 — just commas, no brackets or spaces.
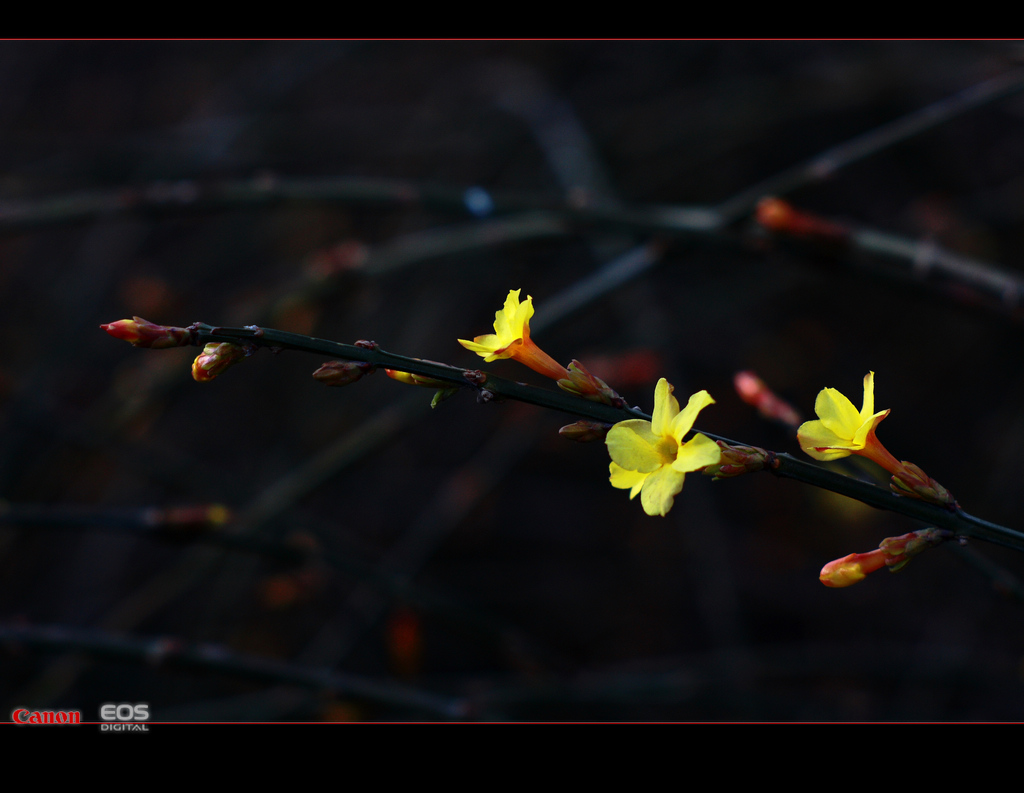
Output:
458,334,505,360
797,419,854,461
609,462,648,499
486,288,533,348
859,371,875,421
650,378,679,438
493,289,519,341
797,418,849,448
606,420,672,473
671,432,722,473
814,387,862,439
670,389,715,443
459,289,532,361
852,409,889,448
512,292,534,337
639,465,686,517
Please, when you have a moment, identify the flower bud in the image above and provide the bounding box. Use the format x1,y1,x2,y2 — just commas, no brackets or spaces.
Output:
820,550,886,588
384,368,452,389
890,462,958,510
733,371,802,428
878,528,952,572
558,420,611,443
192,342,246,382
430,388,458,409
312,360,372,387
756,197,849,243
557,360,623,406
101,316,192,348
701,441,770,479
820,529,953,587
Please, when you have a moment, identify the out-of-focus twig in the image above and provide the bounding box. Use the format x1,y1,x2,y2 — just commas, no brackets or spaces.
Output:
0,499,535,646
715,67,1024,222
0,176,724,238
757,197,1024,314
0,623,468,719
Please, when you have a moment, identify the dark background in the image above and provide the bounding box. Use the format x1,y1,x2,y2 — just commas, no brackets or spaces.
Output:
2,40,1024,721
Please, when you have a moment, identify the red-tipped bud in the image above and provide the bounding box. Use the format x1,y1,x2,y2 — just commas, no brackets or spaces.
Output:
558,420,611,443
733,371,802,429
101,317,192,349
820,549,887,588
877,528,953,572
702,441,770,479
557,359,623,406
192,342,246,382
821,529,953,587
755,197,850,242
890,462,958,510
312,360,373,387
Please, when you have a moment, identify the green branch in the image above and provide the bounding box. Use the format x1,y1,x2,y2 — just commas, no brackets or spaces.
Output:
192,322,652,425
127,322,1024,555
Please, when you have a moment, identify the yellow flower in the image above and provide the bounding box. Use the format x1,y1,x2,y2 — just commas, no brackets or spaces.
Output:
606,378,721,517
797,371,901,473
458,289,569,381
